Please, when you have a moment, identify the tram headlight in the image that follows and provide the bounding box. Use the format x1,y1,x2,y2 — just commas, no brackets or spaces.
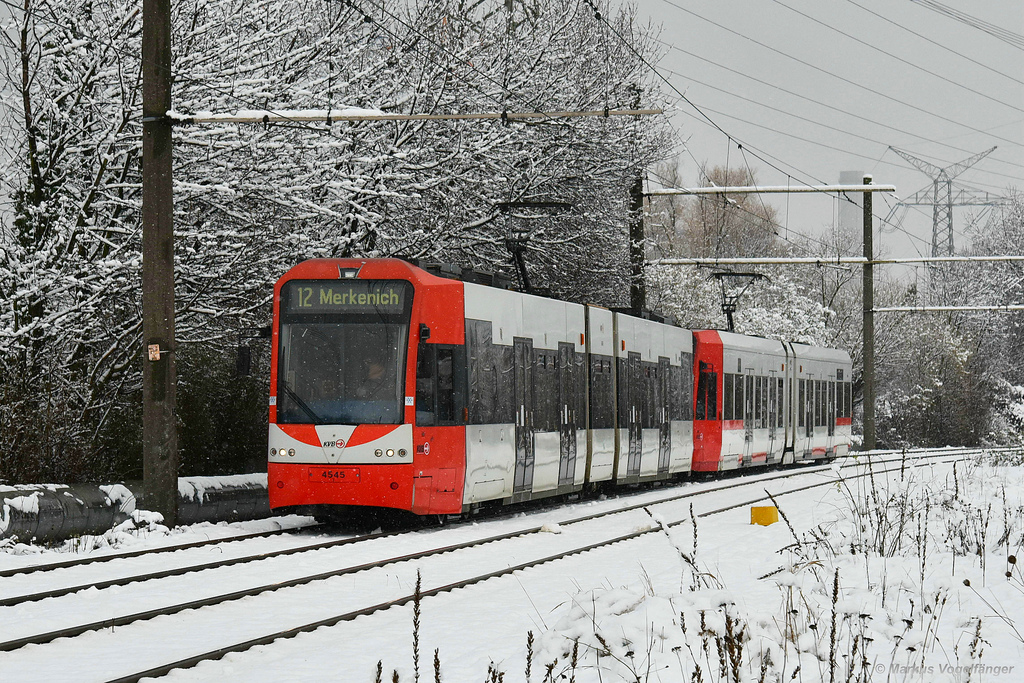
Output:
375,449,383,457
386,449,395,457
399,449,407,457
270,448,277,456
288,448,296,457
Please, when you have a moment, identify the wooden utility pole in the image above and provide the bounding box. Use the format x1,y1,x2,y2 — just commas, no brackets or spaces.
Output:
862,175,876,451
142,0,178,525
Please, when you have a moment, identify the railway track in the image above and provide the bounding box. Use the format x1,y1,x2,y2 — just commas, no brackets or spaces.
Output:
0,448,960,612
0,447,986,682
0,446,970,584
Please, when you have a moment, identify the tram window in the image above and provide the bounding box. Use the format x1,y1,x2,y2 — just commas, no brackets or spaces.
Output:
755,377,762,428
680,352,693,420
276,280,410,426
696,364,718,420
847,382,853,418
734,373,744,421
669,363,691,421
695,373,706,421
724,374,733,421
589,354,614,429
812,381,818,427
709,372,718,420
470,363,497,423
668,365,680,421
723,374,734,420
466,321,491,424
616,358,628,423
416,343,436,426
575,352,587,429
819,378,827,428
465,320,514,425
436,348,455,423
777,379,784,429
760,377,769,429
798,379,805,427
417,343,466,426
745,374,753,421
753,377,762,428
735,373,745,422
652,364,662,428
836,378,843,418
811,380,817,427
534,351,558,432
643,362,656,429
829,381,836,421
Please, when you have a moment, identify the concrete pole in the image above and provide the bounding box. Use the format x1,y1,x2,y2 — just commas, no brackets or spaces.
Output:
862,175,876,451
629,171,646,311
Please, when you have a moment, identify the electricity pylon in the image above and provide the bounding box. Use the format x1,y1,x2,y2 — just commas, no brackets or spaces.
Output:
888,146,1001,256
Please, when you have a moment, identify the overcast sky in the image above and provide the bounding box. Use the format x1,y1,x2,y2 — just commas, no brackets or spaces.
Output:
619,0,1024,263
3,0,1021,265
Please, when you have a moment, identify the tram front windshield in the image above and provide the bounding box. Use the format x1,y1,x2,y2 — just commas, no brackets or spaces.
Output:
276,280,411,425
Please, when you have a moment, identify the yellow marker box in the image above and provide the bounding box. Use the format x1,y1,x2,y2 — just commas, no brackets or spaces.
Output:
751,506,779,526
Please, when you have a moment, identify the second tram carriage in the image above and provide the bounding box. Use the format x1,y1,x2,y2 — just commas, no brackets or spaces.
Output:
267,258,852,518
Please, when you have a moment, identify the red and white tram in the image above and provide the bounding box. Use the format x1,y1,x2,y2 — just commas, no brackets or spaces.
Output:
267,258,852,518
692,330,852,472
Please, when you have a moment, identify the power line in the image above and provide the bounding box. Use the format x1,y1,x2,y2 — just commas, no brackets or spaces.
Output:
596,33,928,256
656,0,1024,151
844,0,1024,88
656,62,1024,187
767,0,1024,116
911,0,1024,50
678,95,1015,198
653,37,1024,182
659,83,1008,249
596,13,841,198
359,0,649,127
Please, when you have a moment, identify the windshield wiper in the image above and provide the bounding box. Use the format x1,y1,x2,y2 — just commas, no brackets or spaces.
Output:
280,381,324,424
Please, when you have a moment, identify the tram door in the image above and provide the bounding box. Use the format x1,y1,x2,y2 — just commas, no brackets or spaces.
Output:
513,338,535,494
626,352,643,476
557,343,577,487
658,357,671,474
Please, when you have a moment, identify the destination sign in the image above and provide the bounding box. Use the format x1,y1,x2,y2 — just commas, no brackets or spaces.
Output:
282,280,410,315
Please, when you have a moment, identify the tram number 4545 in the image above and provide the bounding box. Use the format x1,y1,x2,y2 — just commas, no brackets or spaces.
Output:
308,467,360,483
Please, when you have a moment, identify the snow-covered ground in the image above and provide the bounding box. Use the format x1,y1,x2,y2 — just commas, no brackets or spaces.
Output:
1,453,1022,682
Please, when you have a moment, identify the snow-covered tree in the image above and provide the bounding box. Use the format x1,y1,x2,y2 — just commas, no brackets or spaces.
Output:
870,195,1024,448
646,165,846,342
0,0,143,480
0,0,673,481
